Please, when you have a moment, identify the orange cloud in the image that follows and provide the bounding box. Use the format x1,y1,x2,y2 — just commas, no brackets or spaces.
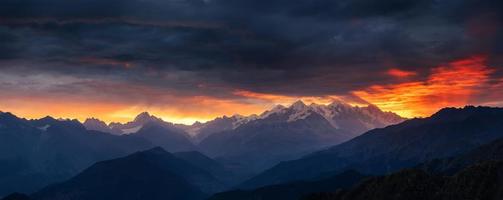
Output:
354,56,495,118
2,55,501,124
387,68,417,78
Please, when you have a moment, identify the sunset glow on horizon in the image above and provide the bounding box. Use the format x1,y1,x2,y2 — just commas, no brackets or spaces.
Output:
354,56,501,117
1,0,502,125
2,56,502,124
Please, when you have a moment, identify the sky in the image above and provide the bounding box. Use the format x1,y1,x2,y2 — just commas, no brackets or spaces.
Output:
0,0,503,124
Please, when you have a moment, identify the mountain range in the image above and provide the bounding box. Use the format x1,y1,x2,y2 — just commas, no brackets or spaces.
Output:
82,101,404,173
0,100,403,197
83,101,404,141
209,124,503,200
314,136,503,200
0,112,153,196
3,105,503,200
240,106,503,189
198,100,404,172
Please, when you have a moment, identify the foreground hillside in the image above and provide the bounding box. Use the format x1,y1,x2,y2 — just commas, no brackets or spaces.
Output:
210,133,503,200
305,160,503,200
31,147,225,200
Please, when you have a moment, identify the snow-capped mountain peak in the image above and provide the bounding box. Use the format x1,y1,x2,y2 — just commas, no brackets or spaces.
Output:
83,118,114,134
257,100,405,135
231,114,259,128
291,100,308,111
105,112,170,135
133,112,160,124
259,105,287,119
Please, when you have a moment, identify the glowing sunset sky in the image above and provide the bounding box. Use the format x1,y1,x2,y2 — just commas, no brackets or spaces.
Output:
0,0,503,124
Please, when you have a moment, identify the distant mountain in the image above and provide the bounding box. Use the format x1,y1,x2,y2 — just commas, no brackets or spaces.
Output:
175,100,404,144
83,112,197,152
83,118,119,135
133,122,197,152
0,112,153,196
208,170,368,200
179,115,259,143
108,112,167,135
31,147,226,200
199,102,351,173
301,100,404,135
305,161,503,200
198,100,404,173
242,106,503,189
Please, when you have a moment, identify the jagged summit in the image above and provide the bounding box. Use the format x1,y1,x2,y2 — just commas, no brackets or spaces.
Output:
83,118,113,134
252,100,405,135
291,100,308,110
329,99,351,107
133,112,160,123
79,100,404,140
141,146,169,155
39,116,57,122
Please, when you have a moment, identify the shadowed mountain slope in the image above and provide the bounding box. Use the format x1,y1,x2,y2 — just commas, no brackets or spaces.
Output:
31,147,225,200
242,106,503,189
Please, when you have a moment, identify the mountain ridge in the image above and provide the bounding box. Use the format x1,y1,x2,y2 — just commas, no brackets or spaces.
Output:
31,147,225,200
240,106,503,189
81,100,405,140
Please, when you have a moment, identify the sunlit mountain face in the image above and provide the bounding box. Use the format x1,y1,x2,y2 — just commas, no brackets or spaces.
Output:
0,0,503,124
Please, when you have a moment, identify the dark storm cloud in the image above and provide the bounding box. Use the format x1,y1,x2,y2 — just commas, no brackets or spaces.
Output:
0,0,502,99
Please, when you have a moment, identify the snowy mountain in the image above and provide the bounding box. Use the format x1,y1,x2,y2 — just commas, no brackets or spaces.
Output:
197,100,404,173
240,106,503,189
82,112,196,152
83,100,403,141
254,100,404,136
108,112,167,135
179,100,404,143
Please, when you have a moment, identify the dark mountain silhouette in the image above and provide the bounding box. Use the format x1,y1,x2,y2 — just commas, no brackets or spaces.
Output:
1,193,31,200
174,151,228,176
208,170,368,200
173,151,246,185
304,161,503,200
0,112,153,196
242,106,503,189
418,137,503,175
31,147,225,200
212,131,503,200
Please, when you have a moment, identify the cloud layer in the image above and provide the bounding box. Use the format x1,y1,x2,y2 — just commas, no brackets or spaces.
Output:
1,0,503,123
